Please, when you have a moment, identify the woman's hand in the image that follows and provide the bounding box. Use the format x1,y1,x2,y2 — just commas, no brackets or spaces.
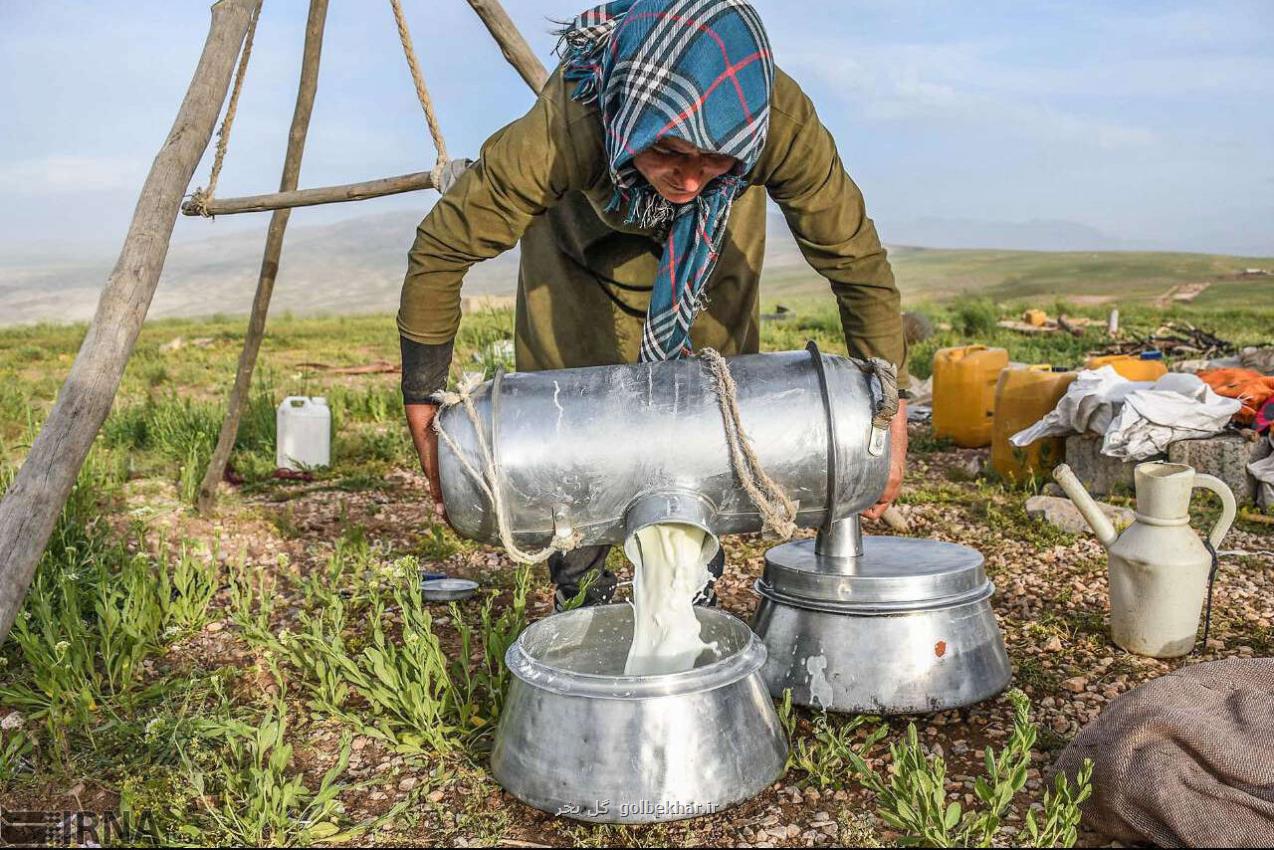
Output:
405,403,446,520
861,399,907,521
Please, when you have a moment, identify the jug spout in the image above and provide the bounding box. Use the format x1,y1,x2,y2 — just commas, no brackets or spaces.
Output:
1052,464,1118,547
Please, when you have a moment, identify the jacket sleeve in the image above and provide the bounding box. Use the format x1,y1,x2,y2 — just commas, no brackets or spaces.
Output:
397,78,582,347
760,73,910,388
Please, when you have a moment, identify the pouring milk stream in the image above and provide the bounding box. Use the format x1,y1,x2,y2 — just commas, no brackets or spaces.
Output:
624,523,717,675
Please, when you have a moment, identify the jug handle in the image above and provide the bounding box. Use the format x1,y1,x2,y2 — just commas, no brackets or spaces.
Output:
1192,473,1236,549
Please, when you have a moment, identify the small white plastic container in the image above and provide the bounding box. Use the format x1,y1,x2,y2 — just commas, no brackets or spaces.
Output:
276,396,331,471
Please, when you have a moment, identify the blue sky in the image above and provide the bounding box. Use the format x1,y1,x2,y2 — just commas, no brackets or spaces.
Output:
0,0,1271,260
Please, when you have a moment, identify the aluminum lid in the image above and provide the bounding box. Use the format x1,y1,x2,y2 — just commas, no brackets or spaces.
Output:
421,577,479,602
759,536,989,612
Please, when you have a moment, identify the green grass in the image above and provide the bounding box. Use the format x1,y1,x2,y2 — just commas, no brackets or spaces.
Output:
761,246,1274,308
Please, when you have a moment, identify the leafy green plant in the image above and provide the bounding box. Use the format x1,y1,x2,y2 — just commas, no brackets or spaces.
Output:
1,549,172,759
846,690,1092,848
0,719,34,781
467,564,531,727
417,522,461,563
227,555,282,648
795,713,889,790
276,558,463,754
94,553,167,699
158,542,220,632
557,566,600,612
189,709,353,846
950,296,1000,337
327,383,401,427
279,558,529,757
778,691,888,789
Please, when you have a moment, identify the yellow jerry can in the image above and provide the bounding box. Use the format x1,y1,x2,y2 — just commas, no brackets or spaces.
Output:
991,366,1077,486
932,345,1009,448
1085,353,1168,382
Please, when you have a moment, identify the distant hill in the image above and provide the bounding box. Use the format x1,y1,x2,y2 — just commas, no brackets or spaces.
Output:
1,208,1270,325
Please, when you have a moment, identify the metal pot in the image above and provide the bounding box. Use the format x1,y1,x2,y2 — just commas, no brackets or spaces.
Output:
438,344,892,553
491,604,788,823
754,521,1012,714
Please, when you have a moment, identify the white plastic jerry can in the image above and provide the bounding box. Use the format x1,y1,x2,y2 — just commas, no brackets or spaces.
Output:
276,396,331,471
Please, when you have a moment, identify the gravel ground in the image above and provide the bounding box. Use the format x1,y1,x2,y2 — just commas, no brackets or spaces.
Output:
253,429,1273,846
22,424,1272,847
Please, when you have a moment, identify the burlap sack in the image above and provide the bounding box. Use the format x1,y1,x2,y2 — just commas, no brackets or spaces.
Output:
1053,658,1274,847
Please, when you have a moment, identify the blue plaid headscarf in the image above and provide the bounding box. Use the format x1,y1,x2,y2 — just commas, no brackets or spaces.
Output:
557,0,775,361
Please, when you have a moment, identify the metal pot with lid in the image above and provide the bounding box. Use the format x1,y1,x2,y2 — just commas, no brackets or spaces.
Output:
753,515,1012,714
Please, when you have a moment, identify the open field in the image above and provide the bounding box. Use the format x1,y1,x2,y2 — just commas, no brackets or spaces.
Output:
2,205,1270,325
1,298,1272,846
763,245,1274,310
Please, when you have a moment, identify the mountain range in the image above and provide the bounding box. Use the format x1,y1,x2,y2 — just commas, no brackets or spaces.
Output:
1,208,1269,325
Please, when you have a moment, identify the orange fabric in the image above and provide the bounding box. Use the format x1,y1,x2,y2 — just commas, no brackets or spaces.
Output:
1199,368,1274,423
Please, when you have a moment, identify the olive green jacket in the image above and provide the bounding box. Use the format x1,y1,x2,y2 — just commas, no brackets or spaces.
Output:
398,66,909,386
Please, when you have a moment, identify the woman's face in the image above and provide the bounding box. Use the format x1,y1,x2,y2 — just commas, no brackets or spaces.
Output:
632,136,738,204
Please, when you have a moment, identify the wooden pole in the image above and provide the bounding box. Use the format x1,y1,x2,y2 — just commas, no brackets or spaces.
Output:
180,168,435,216
464,0,548,92
180,0,546,220
197,0,329,512
0,0,262,641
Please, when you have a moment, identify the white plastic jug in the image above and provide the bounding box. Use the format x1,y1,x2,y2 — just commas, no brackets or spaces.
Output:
276,396,331,471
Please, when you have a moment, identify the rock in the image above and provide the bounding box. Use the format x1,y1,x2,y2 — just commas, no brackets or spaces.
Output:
1063,435,1145,496
1062,676,1089,693
398,776,417,791
1026,495,1135,535
1043,636,1064,653
1168,432,1264,505
947,455,984,481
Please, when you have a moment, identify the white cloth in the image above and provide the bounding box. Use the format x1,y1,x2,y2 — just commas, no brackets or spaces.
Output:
1011,367,1241,462
1101,373,1241,460
1010,366,1151,445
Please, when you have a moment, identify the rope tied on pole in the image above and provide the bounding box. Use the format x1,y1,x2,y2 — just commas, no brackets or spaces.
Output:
431,374,583,565
698,348,800,540
187,2,261,218
389,0,450,189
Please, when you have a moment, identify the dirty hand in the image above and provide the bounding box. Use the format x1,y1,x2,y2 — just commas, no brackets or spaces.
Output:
405,403,446,520
861,399,907,521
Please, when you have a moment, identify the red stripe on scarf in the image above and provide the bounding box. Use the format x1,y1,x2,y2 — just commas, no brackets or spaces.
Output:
656,50,771,138
625,9,766,123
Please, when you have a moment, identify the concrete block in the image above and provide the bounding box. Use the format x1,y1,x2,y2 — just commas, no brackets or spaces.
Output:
1062,435,1146,497
1168,432,1266,505
1026,495,1135,535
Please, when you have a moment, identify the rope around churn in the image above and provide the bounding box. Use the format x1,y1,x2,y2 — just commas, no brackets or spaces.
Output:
431,351,900,563
431,374,583,565
429,348,901,563
697,348,800,539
